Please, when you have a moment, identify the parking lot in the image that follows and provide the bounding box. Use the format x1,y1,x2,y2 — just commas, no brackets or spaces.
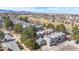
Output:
2,40,21,51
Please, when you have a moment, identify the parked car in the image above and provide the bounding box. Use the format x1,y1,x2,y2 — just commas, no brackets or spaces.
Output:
16,41,24,49
7,48,13,51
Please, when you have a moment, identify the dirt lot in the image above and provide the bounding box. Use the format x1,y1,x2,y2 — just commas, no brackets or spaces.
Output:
59,45,79,51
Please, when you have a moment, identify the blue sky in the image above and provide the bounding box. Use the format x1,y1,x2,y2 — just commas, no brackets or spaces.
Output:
0,7,79,14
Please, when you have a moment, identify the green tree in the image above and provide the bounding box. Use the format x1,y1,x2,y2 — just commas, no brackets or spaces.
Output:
21,26,37,40
72,25,79,41
19,16,28,22
0,31,4,49
21,39,40,50
55,25,60,32
4,17,13,29
73,32,79,41
43,23,46,27
19,16,22,20
0,31,4,41
55,24,66,33
46,23,54,29
14,24,23,34
72,25,78,34
59,24,66,33
21,26,40,50
2,16,7,21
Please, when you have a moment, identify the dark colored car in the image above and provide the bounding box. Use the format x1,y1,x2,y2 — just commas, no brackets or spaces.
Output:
7,48,13,51
18,45,24,49
75,40,79,44
16,42,24,49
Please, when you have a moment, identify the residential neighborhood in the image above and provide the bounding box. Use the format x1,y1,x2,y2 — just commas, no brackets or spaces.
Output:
0,8,79,51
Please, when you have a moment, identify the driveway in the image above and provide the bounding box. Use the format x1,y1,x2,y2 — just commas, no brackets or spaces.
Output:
2,40,21,51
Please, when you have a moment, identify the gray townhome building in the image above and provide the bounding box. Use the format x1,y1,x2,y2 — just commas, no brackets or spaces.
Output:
36,32,66,47
44,32,66,46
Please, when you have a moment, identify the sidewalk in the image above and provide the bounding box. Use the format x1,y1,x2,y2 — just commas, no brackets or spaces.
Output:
21,44,30,51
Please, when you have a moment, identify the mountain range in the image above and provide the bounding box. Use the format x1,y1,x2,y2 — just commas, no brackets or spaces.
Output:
0,9,46,15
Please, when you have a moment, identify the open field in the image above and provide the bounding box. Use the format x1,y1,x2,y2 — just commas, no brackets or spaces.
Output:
28,17,73,32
